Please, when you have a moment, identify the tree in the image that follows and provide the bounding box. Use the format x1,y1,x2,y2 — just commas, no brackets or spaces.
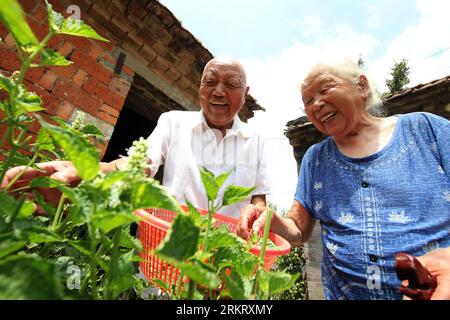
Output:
357,54,365,69
385,59,411,94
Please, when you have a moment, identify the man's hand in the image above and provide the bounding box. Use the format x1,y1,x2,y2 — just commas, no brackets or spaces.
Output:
416,247,450,300
1,161,80,206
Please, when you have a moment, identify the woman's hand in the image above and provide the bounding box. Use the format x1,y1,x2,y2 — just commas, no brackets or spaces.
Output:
416,247,450,300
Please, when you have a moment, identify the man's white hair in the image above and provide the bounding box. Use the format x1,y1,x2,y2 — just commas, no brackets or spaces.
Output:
202,56,247,88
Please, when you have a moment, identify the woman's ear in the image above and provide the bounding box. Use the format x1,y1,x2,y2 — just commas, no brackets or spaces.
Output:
359,75,370,98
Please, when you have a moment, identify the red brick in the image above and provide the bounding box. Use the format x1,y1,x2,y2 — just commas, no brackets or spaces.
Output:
96,110,117,125
25,67,46,83
0,23,8,39
5,33,16,48
33,3,48,22
65,36,93,54
52,78,101,116
111,77,131,97
24,81,60,115
47,34,64,50
149,56,170,74
0,48,20,71
122,65,134,77
89,44,103,61
49,63,78,80
26,16,48,41
19,0,38,14
108,15,128,40
174,76,191,90
38,70,59,91
58,41,74,57
83,76,125,110
128,0,147,20
71,49,114,85
89,3,112,27
57,100,75,120
100,104,120,117
72,69,88,87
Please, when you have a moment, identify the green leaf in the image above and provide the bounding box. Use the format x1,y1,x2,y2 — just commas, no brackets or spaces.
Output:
40,48,72,66
108,251,137,297
119,226,142,251
0,236,26,259
131,180,182,214
216,171,231,190
0,191,35,220
91,210,139,234
155,213,199,263
176,260,221,288
0,74,15,94
0,0,38,48
38,118,100,181
58,18,109,42
222,185,255,207
68,240,91,256
45,0,63,32
184,198,206,228
223,270,251,300
207,225,245,251
22,226,62,244
16,88,44,114
199,166,219,201
35,128,55,151
81,124,104,136
0,254,63,299
258,270,300,297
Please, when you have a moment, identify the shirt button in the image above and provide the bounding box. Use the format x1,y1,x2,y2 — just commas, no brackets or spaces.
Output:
361,181,369,188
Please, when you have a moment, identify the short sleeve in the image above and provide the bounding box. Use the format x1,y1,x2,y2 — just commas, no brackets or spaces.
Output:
146,111,172,177
294,146,315,218
428,113,450,176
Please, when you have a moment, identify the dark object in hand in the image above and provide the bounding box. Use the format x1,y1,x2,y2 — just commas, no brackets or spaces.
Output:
395,253,437,300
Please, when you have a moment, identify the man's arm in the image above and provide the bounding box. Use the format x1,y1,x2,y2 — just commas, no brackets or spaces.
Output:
250,194,266,211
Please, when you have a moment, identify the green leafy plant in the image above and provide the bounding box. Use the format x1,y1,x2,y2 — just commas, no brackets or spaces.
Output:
0,0,181,299
154,167,299,300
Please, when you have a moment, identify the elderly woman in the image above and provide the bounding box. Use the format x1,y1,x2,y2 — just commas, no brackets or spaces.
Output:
238,59,450,300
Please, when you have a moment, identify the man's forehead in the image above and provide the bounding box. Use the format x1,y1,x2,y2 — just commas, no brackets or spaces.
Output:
204,63,244,77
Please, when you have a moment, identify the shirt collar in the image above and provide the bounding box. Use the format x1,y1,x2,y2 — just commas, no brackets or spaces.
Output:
191,110,253,138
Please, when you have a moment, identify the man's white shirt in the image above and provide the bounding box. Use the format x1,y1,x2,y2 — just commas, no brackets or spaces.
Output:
146,110,270,218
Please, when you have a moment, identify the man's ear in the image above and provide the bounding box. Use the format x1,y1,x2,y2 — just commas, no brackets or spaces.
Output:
359,75,370,97
245,86,250,96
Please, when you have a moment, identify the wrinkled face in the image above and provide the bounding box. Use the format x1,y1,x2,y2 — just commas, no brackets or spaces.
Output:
301,70,368,138
199,61,249,130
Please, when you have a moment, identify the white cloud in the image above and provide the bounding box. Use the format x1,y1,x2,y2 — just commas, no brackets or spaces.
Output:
369,0,450,91
241,1,450,211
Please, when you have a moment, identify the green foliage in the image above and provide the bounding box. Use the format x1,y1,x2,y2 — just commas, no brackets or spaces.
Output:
385,58,411,95
270,246,306,300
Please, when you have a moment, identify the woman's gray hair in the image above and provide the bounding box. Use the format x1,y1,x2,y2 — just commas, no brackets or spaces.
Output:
306,59,386,116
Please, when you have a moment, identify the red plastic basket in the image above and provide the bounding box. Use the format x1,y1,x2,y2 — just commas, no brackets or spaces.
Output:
135,205,291,292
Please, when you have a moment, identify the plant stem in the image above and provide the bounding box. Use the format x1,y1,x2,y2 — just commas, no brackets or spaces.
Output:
252,208,272,298
4,148,40,191
88,223,99,300
187,279,196,300
51,193,66,231
104,226,122,300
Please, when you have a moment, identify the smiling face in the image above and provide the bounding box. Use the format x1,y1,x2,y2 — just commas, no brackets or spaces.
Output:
301,68,369,139
199,58,249,131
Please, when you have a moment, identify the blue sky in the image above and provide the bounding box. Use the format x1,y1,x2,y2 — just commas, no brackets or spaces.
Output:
160,0,450,211
161,0,420,59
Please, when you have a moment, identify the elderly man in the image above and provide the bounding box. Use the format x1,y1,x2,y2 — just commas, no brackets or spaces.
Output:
1,57,269,218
